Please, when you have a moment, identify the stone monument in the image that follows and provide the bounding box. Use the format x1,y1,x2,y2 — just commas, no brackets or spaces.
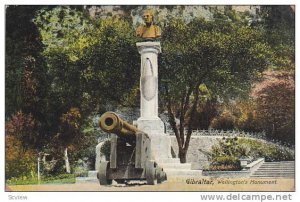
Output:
89,10,201,183
135,9,171,161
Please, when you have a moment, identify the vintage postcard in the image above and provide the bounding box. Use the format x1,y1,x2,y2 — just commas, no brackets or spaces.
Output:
4,4,295,196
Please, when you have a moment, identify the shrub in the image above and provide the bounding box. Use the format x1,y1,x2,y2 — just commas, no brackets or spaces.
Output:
202,137,245,171
5,111,40,149
200,136,294,171
237,138,294,162
5,135,37,180
206,164,241,171
210,156,241,171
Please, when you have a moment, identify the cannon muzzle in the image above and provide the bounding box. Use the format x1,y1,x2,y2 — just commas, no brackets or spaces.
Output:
99,112,139,140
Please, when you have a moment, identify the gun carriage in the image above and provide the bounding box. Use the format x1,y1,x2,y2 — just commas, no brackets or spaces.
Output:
97,112,167,185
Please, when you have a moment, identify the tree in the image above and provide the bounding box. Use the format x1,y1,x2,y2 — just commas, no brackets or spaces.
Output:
5,135,37,180
5,111,38,179
160,12,271,163
53,108,83,173
260,6,295,70
210,109,236,130
32,6,140,171
34,6,139,117
252,70,295,144
5,111,40,150
235,99,259,132
5,6,51,152
6,6,47,117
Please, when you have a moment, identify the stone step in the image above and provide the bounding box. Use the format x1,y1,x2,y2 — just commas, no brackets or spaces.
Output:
251,173,294,176
88,170,98,178
262,164,295,166
255,172,294,175
257,167,294,169
252,176,294,178
251,176,294,178
250,161,295,179
252,173,295,175
257,170,294,172
157,158,180,164
259,166,294,168
260,163,294,165
255,169,291,171
160,163,192,170
262,164,294,168
253,172,294,174
76,177,99,183
164,168,202,177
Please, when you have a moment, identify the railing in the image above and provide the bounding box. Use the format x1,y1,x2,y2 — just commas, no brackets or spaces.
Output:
168,129,266,139
98,129,267,141
168,129,294,150
97,129,294,150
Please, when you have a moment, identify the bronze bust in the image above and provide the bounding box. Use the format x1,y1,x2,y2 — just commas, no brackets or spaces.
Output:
136,9,161,39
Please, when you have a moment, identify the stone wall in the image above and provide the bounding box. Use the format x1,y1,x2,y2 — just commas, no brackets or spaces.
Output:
170,136,224,170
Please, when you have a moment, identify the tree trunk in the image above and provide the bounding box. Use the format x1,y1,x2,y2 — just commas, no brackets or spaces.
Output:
179,149,187,163
64,147,71,173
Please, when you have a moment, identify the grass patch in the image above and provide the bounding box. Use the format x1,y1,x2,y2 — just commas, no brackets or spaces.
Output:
6,174,76,185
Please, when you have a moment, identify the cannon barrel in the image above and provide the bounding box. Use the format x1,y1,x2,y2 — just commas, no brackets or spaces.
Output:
99,112,139,140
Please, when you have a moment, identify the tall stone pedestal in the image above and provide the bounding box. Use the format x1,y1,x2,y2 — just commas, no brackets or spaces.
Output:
136,41,171,160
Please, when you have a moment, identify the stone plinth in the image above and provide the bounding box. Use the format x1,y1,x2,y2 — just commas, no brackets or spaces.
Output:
136,41,161,121
136,41,171,160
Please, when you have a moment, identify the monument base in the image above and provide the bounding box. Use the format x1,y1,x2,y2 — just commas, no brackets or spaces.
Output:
148,132,172,160
136,118,165,134
136,118,172,160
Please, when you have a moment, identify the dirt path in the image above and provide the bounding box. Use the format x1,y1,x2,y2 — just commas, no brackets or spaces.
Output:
7,178,295,192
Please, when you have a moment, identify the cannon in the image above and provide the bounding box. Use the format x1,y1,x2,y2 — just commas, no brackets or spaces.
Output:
97,112,167,185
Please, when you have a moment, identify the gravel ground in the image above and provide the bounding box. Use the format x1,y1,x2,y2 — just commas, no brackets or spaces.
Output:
7,178,295,192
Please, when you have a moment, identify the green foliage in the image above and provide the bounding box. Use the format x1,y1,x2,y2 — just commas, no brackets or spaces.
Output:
160,11,272,162
5,111,40,149
100,140,111,160
5,5,294,174
210,109,236,130
5,6,49,137
5,111,39,180
190,98,219,130
260,6,295,70
30,6,140,172
34,6,139,119
44,158,66,175
237,138,294,162
58,108,82,147
206,156,241,171
235,100,259,132
202,137,245,171
252,71,295,144
202,137,294,171
6,174,76,185
72,116,98,169
5,135,37,180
